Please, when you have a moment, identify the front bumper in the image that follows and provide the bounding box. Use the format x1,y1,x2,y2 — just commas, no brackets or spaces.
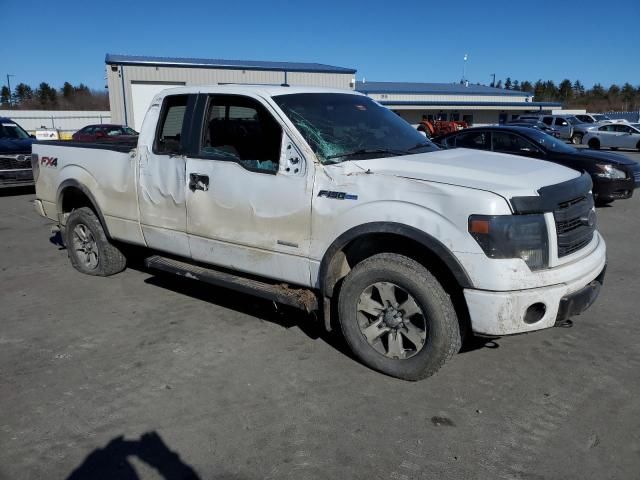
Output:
0,168,34,188
464,235,607,336
594,175,636,201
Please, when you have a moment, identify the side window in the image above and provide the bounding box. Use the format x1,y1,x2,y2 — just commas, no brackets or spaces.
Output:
598,125,614,132
614,125,631,133
542,117,553,126
155,95,188,155
199,95,282,173
492,132,540,154
554,118,569,126
455,131,489,150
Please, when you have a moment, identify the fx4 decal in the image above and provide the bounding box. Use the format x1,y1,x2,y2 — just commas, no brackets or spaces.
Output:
317,190,358,200
41,157,58,167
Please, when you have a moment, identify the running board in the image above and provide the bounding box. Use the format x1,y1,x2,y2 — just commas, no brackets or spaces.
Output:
144,255,318,312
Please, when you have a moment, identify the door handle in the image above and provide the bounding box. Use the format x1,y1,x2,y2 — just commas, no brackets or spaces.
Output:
189,173,209,191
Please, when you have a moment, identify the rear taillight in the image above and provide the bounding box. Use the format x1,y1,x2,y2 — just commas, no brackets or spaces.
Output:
31,153,40,182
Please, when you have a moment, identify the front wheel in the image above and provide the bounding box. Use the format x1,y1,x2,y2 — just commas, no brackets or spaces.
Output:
337,253,461,381
64,207,126,276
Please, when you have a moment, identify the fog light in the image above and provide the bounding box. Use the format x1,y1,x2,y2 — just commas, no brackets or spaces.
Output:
524,303,546,324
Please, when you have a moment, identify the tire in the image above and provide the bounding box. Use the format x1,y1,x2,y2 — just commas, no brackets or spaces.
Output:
63,207,126,276
571,133,583,145
636,141,640,152
337,253,461,381
595,197,614,207
588,138,600,150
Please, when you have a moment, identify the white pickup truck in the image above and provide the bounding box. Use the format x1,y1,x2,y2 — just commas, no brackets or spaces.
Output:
32,86,607,380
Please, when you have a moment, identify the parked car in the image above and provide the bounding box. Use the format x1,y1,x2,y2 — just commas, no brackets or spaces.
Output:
32,85,607,381
433,125,640,205
506,120,560,137
72,124,138,143
519,114,587,143
574,113,612,124
582,123,640,151
0,117,35,188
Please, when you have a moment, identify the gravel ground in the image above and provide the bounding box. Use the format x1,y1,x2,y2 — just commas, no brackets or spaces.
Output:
1,152,639,479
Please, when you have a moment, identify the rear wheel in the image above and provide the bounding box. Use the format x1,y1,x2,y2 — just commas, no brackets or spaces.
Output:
64,207,126,276
636,141,640,151
337,253,461,381
588,138,600,150
571,133,583,145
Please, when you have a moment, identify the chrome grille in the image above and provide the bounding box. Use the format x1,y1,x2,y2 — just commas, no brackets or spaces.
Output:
0,154,32,170
554,195,595,258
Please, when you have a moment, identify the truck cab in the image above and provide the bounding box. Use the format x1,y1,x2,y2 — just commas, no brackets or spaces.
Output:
32,86,607,380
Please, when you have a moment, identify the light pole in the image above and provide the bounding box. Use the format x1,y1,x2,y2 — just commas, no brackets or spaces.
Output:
462,54,468,84
490,73,496,87
6,74,15,107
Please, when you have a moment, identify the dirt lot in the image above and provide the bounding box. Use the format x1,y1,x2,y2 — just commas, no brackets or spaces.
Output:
1,154,640,479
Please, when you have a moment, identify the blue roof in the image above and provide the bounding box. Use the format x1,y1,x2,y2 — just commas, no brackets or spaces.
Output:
105,54,356,74
356,81,527,97
378,100,561,108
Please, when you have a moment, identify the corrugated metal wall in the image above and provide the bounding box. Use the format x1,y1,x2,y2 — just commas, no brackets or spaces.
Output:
0,110,111,132
107,65,354,127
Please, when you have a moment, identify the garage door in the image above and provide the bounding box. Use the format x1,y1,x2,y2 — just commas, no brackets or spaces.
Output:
131,82,185,131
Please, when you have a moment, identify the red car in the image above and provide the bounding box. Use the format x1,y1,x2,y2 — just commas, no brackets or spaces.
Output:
72,124,138,142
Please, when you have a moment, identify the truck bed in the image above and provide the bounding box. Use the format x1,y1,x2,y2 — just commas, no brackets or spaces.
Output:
35,139,138,153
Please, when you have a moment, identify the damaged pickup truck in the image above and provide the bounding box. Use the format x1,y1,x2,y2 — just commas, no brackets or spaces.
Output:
32,86,607,380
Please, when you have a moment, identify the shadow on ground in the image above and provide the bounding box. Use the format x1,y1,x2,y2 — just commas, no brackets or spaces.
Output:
0,185,34,197
65,432,201,480
140,265,498,361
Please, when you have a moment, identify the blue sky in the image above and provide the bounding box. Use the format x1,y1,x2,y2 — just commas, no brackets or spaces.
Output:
2,0,638,92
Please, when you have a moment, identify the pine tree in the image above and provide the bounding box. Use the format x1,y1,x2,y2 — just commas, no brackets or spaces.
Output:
495,80,503,89
559,79,573,101
504,77,512,90
0,86,10,106
14,83,33,104
512,80,520,91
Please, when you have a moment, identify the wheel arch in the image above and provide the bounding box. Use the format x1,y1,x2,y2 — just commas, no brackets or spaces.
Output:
56,179,111,238
319,222,473,299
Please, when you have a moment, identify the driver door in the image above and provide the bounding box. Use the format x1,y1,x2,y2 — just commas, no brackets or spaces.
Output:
184,93,313,286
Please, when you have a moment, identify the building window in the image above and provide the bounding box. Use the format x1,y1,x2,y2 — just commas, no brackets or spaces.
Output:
462,114,473,126
451,112,460,121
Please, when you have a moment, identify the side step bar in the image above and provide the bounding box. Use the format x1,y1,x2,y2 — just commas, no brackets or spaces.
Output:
144,255,318,312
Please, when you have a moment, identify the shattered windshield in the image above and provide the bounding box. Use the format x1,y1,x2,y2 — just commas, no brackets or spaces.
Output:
272,93,437,164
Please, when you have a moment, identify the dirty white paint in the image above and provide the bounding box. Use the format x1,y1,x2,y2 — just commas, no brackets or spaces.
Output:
32,85,608,336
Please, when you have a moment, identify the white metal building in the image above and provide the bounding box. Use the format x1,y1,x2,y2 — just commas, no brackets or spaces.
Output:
105,54,357,130
356,81,562,126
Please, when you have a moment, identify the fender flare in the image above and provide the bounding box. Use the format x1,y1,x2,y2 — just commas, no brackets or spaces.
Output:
56,179,111,238
318,221,474,297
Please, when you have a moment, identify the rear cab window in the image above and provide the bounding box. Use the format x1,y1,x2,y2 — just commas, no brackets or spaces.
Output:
154,95,189,155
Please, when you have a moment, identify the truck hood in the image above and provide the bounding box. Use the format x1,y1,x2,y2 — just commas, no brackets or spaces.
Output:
350,148,579,198
0,138,33,154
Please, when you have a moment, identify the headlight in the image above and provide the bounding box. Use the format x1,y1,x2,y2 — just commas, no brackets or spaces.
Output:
594,164,626,179
469,214,549,270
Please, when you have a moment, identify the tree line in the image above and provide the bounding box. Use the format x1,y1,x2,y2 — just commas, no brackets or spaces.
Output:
491,77,640,111
0,82,109,110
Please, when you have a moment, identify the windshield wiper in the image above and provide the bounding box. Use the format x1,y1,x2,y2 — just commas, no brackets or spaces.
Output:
325,148,408,161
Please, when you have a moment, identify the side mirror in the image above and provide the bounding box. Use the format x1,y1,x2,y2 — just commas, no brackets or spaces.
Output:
30,134,36,139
